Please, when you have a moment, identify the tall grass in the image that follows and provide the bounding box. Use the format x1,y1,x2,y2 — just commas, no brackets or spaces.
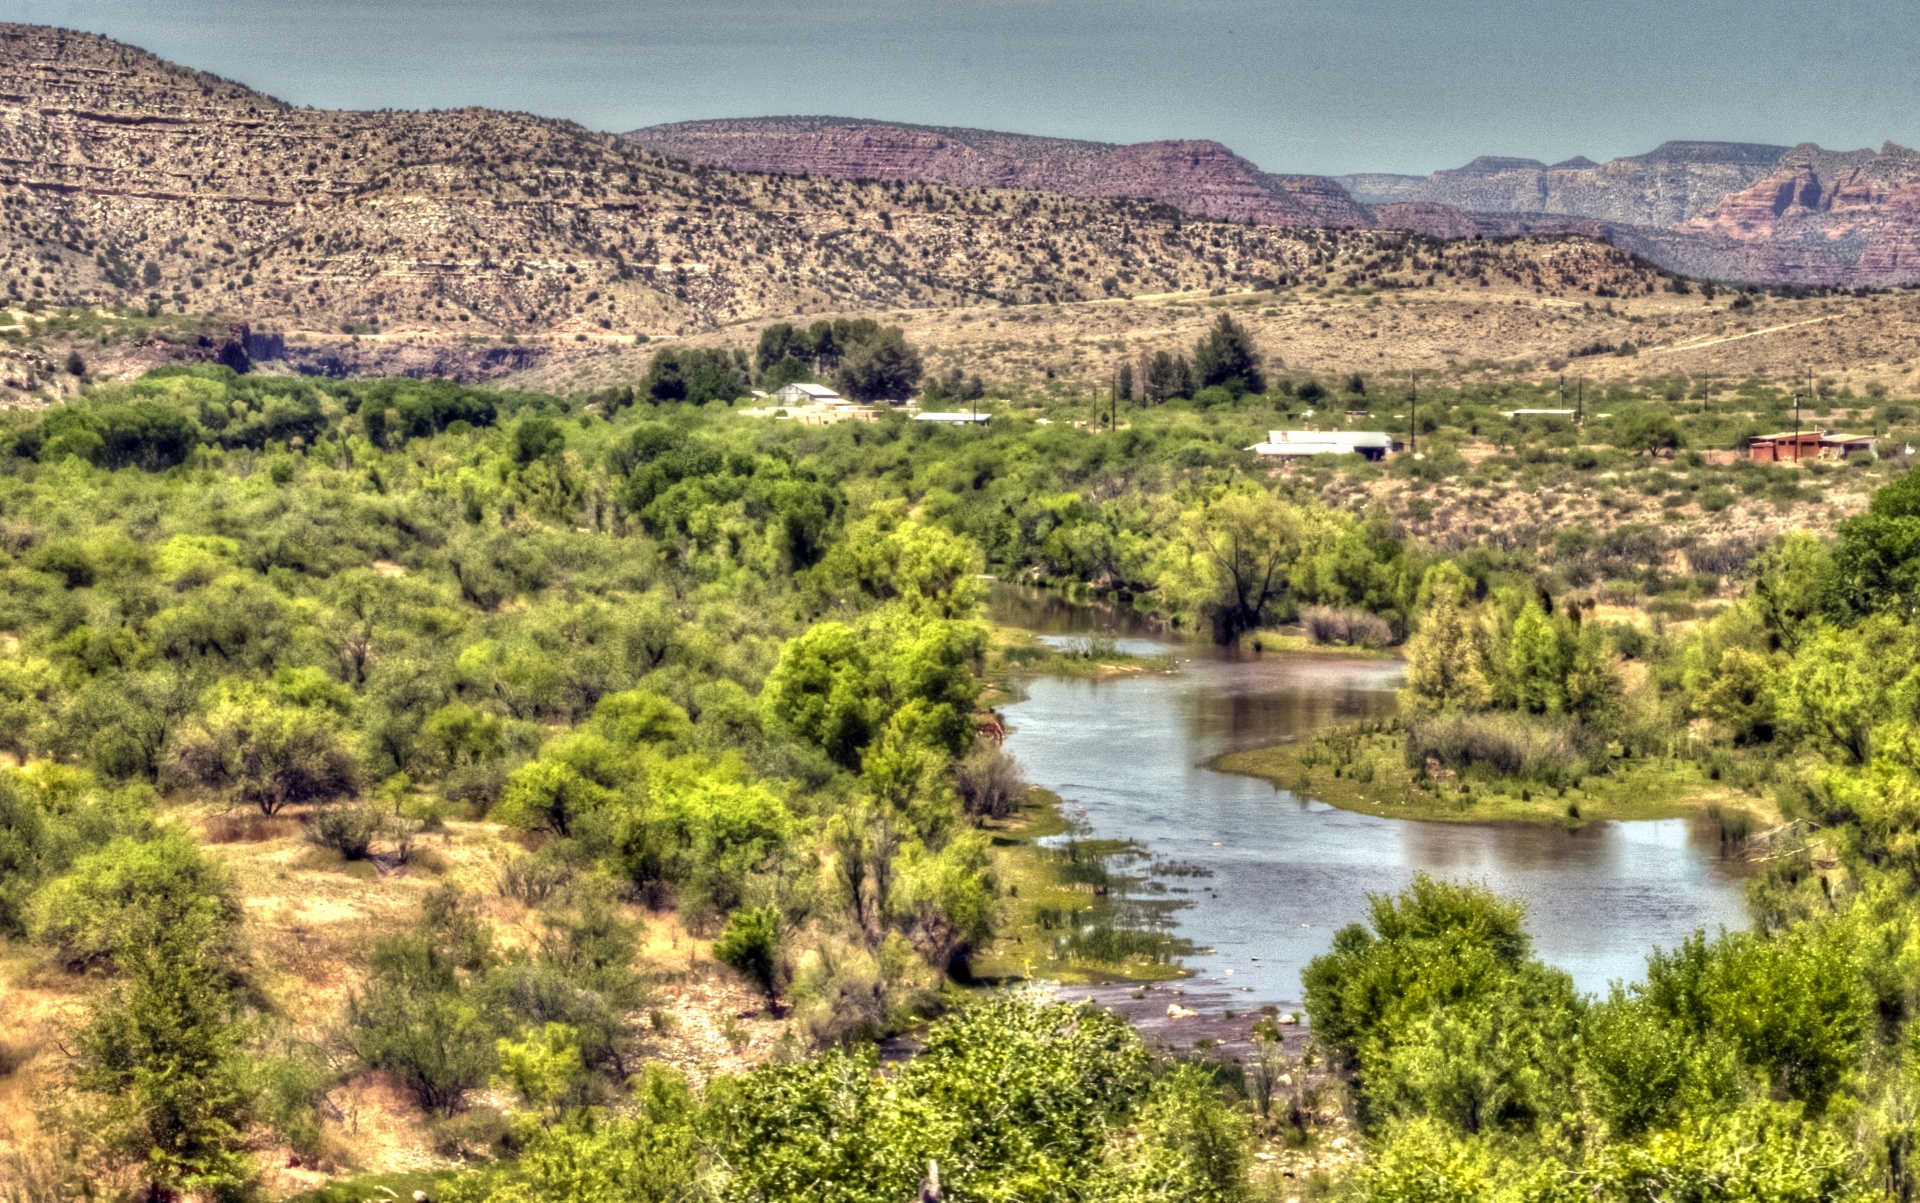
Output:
1063,925,1172,964
1402,712,1603,787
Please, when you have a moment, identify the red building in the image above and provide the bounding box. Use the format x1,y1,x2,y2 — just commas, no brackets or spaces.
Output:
1747,431,1876,462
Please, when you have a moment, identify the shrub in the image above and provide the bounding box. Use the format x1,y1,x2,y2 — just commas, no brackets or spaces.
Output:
953,741,1024,820
1688,535,1764,577
345,933,496,1113
1302,606,1394,649
712,904,783,1008
309,801,384,860
30,830,241,971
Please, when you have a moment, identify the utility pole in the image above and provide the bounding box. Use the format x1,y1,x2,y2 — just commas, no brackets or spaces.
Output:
1794,378,1803,464
1408,370,1417,457
1110,366,1118,432
1576,379,1584,426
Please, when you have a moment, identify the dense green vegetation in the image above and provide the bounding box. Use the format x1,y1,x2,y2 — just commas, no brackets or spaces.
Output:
0,362,1336,1198
8,339,1920,1201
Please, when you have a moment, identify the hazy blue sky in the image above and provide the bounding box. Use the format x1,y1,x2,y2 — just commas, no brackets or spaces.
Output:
4,0,1914,175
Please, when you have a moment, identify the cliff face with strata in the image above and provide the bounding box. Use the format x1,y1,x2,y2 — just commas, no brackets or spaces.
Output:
627,118,1375,229
1657,143,1920,285
633,119,1920,286
1340,142,1788,226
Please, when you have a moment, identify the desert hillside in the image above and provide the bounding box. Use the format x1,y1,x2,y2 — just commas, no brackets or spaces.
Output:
625,115,1920,288
0,23,1434,341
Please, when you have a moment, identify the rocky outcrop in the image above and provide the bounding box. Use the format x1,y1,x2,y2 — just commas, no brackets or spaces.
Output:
1662,143,1920,284
1340,142,1789,226
627,118,1375,228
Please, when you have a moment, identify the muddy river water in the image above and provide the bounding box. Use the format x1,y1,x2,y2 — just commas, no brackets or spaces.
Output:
991,586,1753,1003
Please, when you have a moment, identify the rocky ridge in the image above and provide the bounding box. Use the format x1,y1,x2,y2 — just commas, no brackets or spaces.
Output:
0,23,1422,343
636,118,1920,287
626,117,1376,230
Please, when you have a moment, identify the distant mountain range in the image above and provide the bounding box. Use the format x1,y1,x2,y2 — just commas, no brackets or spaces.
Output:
630,121,1920,287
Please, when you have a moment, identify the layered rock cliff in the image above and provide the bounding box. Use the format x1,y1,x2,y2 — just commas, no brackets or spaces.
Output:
626,118,1375,229
1339,142,1789,226
1660,143,1920,285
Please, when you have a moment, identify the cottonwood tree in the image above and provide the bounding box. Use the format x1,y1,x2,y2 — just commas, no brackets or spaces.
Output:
1158,485,1305,644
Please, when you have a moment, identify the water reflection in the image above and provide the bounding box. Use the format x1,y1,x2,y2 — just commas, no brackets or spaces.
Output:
990,582,1169,640
990,584,1753,1001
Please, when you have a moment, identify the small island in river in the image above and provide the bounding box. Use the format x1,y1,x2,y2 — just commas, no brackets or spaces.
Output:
1214,723,1780,829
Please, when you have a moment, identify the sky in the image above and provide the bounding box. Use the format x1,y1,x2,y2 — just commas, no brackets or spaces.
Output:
3,0,1915,176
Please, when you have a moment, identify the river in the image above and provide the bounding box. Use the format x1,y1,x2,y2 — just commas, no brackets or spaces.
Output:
990,586,1754,1004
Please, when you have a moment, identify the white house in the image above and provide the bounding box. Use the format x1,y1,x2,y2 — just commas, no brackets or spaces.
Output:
1247,430,1395,461
773,382,845,405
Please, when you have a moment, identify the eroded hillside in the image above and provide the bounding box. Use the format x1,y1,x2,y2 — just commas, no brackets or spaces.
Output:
0,24,1450,343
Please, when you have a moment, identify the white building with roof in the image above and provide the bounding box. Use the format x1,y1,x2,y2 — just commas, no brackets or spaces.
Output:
1248,430,1396,461
773,383,845,405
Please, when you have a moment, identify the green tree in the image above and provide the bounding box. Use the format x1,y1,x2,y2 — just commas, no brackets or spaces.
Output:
755,322,816,388
1505,601,1566,715
1774,621,1914,762
171,687,361,814
1157,485,1304,644
1192,314,1265,395
76,915,253,1198
31,830,242,972
834,325,923,402
1836,469,1920,619
1754,531,1838,643
761,622,883,768
642,346,748,405
513,415,566,465
1400,564,1492,714
1303,875,1580,1136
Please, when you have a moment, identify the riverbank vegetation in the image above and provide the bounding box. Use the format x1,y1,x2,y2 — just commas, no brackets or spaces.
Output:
6,329,1920,1199
969,790,1193,986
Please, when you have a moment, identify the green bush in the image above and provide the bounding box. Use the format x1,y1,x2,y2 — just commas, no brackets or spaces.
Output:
30,829,240,971
308,801,385,860
712,904,783,1007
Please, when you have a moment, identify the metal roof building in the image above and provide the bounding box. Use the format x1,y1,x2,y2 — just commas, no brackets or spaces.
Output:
1247,430,1397,461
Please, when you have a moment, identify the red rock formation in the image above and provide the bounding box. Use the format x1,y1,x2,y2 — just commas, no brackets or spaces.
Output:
1675,143,1920,283
633,120,1920,285
627,118,1375,229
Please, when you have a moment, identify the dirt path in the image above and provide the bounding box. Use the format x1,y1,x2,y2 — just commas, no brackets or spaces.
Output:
1651,315,1834,354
